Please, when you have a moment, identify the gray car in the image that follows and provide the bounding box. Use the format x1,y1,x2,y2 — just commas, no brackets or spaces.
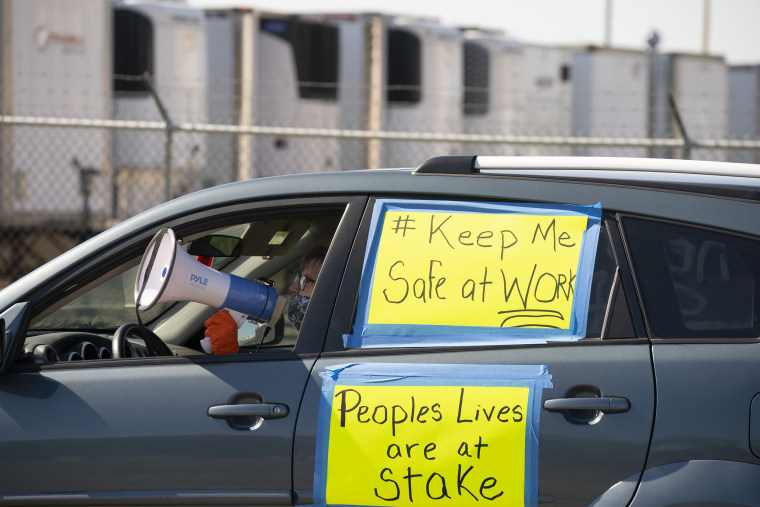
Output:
1,155,760,506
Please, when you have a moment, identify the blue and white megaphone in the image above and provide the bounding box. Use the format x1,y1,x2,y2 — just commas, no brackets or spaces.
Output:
134,228,285,326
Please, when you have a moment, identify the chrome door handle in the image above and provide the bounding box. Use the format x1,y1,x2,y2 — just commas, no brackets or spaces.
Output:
208,402,289,420
543,396,630,414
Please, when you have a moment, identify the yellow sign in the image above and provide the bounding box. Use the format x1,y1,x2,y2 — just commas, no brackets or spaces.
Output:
324,384,530,506
368,211,588,329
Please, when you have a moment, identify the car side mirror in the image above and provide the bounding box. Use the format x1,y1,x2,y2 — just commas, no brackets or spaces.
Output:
0,302,30,374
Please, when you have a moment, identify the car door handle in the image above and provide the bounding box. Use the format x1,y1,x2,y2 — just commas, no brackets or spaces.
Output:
543,396,630,414
208,402,289,420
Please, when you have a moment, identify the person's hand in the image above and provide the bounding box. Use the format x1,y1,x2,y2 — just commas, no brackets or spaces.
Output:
204,310,239,354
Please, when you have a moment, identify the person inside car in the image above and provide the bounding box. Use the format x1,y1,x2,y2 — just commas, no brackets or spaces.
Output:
203,244,328,354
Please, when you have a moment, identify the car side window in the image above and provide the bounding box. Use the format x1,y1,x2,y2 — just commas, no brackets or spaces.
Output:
335,207,630,352
624,217,760,338
22,208,347,364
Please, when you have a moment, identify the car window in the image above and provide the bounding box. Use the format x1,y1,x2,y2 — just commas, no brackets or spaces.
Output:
32,264,172,330
31,223,251,331
23,209,345,362
346,223,618,341
338,198,624,348
624,217,760,338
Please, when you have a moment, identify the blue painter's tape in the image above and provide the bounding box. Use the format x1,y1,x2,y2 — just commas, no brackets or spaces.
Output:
571,204,602,338
221,276,277,323
322,362,551,383
344,331,554,349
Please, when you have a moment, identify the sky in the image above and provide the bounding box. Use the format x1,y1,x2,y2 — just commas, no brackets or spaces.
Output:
187,0,760,65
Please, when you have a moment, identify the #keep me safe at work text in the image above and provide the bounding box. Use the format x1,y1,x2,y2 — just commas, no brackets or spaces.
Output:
368,211,588,330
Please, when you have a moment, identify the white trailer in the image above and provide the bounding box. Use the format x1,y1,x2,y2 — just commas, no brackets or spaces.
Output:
514,44,574,155
460,28,522,156
313,13,374,170
256,15,341,176
205,9,341,179
0,0,111,226
728,65,760,164
324,13,463,169
112,1,208,217
382,16,463,168
572,46,650,157
651,52,728,160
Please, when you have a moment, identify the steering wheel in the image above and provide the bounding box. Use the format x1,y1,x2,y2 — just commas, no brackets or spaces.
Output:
112,323,175,359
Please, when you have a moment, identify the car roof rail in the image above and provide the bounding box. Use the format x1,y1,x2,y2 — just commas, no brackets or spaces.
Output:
412,155,760,179
413,155,479,174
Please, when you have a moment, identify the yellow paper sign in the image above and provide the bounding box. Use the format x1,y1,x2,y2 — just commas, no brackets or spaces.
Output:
368,211,588,329
324,384,530,506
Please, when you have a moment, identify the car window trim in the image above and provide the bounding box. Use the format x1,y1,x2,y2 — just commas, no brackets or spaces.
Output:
607,213,649,338
600,267,621,338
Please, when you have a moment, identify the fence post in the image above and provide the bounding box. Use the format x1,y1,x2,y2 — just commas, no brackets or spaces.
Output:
71,158,98,227
668,90,694,160
142,72,175,201
364,15,384,170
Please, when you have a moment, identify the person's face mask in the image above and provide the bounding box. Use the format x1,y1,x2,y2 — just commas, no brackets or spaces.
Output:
288,294,310,330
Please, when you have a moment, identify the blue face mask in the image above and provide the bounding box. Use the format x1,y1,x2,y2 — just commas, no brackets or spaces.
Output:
288,294,310,330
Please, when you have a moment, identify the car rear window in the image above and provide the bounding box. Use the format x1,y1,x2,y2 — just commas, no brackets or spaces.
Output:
624,217,760,338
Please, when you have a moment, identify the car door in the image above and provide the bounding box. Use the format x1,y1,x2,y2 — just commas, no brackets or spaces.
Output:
622,215,760,505
0,196,365,505
292,197,655,506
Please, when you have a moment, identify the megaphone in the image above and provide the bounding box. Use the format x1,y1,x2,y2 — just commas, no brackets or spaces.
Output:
134,228,284,325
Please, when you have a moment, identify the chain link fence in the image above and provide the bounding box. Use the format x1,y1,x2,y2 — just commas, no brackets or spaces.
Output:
4,1,760,288
2,85,760,288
